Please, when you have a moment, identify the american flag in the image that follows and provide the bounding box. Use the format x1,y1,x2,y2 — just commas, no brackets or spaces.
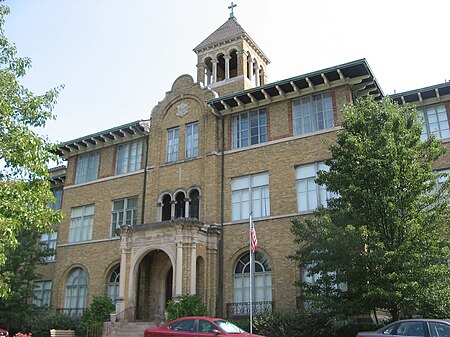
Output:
250,217,258,253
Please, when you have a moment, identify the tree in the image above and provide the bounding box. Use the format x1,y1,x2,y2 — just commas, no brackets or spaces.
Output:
0,226,56,331
291,97,450,321
0,3,63,298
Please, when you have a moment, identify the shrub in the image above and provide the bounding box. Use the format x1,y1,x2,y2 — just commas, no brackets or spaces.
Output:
80,296,114,337
165,294,207,322
23,312,81,337
253,310,335,337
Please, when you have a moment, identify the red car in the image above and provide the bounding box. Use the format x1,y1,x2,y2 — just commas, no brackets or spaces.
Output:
144,316,265,337
0,329,8,337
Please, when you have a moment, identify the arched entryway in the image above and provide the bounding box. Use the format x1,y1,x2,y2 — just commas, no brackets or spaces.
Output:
135,250,173,321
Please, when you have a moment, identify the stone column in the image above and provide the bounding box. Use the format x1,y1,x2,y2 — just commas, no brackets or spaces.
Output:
224,55,231,80
175,242,183,296
117,228,131,316
212,59,218,83
184,198,190,218
255,61,260,86
190,243,197,294
170,200,176,219
248,57,254,82
196,62,205,85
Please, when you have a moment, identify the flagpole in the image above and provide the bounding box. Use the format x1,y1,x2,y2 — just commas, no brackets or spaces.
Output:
249,212,253,334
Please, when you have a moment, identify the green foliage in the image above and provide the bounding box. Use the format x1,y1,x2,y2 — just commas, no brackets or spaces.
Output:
79,296,114,337
23,312,81,337
253,310,335,337
165,294,207,321
0,4,63,298
0,227,56,332
290,97,450,320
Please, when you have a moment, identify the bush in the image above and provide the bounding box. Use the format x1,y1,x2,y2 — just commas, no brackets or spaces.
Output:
80,296,114,337
253,310,335,337
165,294,207,322
23,312,81,337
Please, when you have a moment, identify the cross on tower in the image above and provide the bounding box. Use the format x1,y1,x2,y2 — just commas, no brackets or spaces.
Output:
228,2,237,19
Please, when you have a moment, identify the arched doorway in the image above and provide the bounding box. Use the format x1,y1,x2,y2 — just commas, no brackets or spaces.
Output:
136,250,173,320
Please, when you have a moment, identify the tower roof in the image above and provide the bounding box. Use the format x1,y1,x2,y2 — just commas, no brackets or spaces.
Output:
193,17,270,64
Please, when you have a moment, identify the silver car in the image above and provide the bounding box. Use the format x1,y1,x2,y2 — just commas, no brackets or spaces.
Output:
356,319,450,337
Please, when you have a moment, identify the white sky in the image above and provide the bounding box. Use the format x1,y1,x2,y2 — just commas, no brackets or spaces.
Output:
4,0,450,144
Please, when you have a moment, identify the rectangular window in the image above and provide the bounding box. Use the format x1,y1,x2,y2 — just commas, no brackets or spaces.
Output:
232,172,270,221
116,140,143,175
296,162,333,212
167,127,179,162
418,104,450,141
75,152,99,184
111,196,138,236
51,188,63,210
40,232,58,262
70,205,94,242
293,91,333,135
33,281,52,307
185,122,199,158
232,108,267,149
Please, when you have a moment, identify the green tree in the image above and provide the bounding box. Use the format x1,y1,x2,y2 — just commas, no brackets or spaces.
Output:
291,97,450,321
0,227,56,331
0,3,63,298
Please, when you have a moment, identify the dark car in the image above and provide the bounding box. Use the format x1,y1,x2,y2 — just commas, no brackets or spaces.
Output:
0,329,8,337
144,316,266,337
356,319,450,337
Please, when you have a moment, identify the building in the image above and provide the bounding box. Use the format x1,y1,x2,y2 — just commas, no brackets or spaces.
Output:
37,11,450,321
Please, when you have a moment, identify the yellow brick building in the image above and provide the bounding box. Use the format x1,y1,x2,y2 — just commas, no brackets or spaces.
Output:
36,13,450,322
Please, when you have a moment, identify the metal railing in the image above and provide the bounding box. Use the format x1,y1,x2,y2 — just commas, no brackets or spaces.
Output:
226,301,274,318
56,307,86,317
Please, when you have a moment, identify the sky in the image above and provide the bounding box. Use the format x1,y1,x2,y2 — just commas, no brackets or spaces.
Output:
4,0,450,145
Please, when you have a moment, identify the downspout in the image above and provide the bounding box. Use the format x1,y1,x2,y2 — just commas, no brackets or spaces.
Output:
219,112,225,316
209,104,225,317
141,129,150,224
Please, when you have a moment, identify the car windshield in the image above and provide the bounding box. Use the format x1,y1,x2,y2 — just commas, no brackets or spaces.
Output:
215,320,245,334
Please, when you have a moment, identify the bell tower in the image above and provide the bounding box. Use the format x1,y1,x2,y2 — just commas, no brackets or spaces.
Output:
193,3,270,96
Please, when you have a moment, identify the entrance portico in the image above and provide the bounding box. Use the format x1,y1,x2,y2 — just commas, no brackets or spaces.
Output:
115,219,219,321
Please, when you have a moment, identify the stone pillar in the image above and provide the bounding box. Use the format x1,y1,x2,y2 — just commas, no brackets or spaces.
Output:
237,50,246,78
170,200,176,219
184,198,190,218
190,243,197,294
224,55,231,80
196,62,205,85
117,228,131,315
248,57,254,83
255,61,260,86
175,242,183,296
212,59,218,84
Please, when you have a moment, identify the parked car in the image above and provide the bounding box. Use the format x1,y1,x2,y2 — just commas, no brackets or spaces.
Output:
144,316,266,337
0,329,8,337
356,319,450,337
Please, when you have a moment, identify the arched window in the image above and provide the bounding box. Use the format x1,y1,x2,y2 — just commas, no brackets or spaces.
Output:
175,192,185,218
204,57,213,85
229,50,238,78
107,265,120,303
189,189,200,219
217,54,225,81
162,194,171,221
233,251,272,314
64,267,88,316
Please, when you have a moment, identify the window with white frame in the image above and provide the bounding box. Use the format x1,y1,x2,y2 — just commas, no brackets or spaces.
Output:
292,91,333,136
40,232,57,262
70,205,94,242
418,104,450,141
75,152,99,184
167,127,179,162
186,122,199,158
64,268,88,316
107,266,120,303
116,140,142,175
111,197,138,236
33,280,52,307
296,162,333,213
232,108,267,149
51,188,63,210
232,172,270,221
233,252,272,314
